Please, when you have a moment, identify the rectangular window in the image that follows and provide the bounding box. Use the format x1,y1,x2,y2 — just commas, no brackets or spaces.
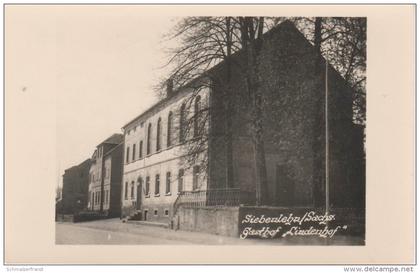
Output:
132,144,136,161
145,176,150,196
124,182,128,200
193,166,200,190
155,174,160,195
139,141,143,158
126,146,130,163
164,209,169,216
154,209,158,216
178,169,184,193
131,181,135,199
166,172,171,194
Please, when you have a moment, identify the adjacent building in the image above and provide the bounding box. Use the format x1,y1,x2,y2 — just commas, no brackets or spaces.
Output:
60,159,91,214
120,20,365,225
87,133,124,217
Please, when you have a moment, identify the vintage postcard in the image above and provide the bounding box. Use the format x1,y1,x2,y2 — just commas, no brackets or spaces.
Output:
4,4,415,265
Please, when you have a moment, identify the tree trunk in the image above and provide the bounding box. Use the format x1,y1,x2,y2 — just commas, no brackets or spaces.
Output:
241,17,269,206
224,17,234,189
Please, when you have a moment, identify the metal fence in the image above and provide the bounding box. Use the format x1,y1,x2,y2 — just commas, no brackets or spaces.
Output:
173,188,255,214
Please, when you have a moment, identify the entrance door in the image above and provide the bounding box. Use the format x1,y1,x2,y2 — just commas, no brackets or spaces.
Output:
276,165,295,206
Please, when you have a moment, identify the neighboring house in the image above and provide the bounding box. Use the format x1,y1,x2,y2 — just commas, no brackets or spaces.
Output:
88,133,124,217
120,20,365,226
60,159,91,215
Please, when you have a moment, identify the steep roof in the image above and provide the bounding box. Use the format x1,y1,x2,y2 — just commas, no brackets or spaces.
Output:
103,142,123,158
98,133,123,146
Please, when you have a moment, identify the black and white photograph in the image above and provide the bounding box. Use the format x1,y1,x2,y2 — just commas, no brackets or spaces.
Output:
4,3,415,266
53,14,366,245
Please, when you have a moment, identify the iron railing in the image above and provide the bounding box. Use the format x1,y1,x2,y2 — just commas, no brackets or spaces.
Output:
173,188,255,215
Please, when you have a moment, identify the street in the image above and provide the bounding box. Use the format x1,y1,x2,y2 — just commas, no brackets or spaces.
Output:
56,218,264,245
56,218,364,245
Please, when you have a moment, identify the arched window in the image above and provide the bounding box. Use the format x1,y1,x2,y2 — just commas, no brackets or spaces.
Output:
147,123,152,155
167,111,173,147
194,95,201,137
156,117,162,151
179,103,186,142
124,182,128,200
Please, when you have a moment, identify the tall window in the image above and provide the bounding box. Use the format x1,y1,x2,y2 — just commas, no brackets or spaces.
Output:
193,165,200,190
178,169,184,193
131,181,135,199
167,111,173,147
179,103,186,142
194,95,201,137
91,192,94,206
156,117,162,151
147,123,152,155
145,176,150,196
155,174,160,195
124,182,128,200
139,140,143,158
132,144,136,161
166,172,171,194
126,146,130,163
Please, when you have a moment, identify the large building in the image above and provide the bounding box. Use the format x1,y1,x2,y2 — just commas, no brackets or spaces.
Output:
87,133,124,217
120,21,365,225
60,159,91,215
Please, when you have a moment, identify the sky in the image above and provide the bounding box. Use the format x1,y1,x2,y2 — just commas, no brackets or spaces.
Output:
54,9,177,187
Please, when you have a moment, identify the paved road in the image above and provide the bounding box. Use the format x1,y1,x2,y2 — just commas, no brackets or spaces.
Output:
56,218,257,245
56,222,194,244
56,218,364,245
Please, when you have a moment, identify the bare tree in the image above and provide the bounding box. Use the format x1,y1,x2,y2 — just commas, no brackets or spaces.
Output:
160,17,241,189
160,16,366,207
237,17,269,205
292,17,366,125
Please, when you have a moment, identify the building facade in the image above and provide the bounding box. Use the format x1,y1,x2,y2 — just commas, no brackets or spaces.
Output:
87,133,124,217
120,20,365,223
60,159,91,214
121,84,209,222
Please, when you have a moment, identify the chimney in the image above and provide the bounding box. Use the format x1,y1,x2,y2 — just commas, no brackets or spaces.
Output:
166,78,173,97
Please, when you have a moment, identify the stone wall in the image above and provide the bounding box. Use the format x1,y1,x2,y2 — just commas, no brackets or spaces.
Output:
175,207,239,237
